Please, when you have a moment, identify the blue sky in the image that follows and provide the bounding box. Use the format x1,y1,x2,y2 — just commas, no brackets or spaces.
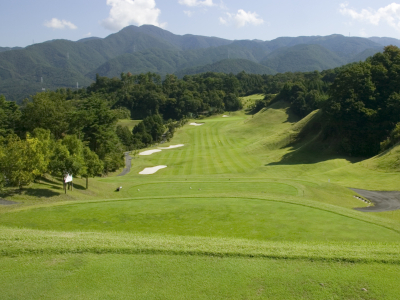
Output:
1,0,400,47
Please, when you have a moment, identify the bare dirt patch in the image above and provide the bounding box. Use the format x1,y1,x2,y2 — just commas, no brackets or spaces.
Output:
351,188,400,212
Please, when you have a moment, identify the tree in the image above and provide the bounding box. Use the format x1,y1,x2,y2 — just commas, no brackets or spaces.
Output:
116,125,133,150
0,95,21,137
82,147,103,189
0,134,47,189
0,145,5,191
48,136,86,178
31,128,53,180
20,91,71,139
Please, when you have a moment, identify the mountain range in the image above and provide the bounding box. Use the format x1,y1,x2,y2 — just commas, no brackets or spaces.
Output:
0,25,393,102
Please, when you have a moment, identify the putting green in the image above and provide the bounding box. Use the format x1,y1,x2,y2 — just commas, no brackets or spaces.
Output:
1,198,399,242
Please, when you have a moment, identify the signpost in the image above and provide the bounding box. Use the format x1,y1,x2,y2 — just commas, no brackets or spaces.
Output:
63,174,73,194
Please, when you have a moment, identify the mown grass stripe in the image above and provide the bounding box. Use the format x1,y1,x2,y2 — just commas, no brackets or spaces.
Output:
204,126,219,174
217,129,248,173
211,126,237,173
210,126,230,173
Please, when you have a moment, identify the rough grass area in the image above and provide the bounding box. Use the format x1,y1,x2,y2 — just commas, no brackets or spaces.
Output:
2,227,400,262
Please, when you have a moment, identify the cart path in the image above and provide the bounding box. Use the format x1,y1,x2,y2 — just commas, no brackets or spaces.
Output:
117,152,132,177
0,199,18,205
351,188,400,212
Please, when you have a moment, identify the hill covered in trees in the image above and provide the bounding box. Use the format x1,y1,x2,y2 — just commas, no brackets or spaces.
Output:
1,45,400,194
0,25,393,102
2,45,400,191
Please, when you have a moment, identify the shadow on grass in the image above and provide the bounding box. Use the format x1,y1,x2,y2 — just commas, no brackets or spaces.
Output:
71,183,86,191
268,153,363,167
266,134,365,166
22,188,61,198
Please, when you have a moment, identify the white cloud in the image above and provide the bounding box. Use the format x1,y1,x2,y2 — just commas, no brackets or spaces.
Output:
220,9,264,28
184,10,193,17
340,2,400,31
102,0,165,31
85,32,92,37
219,17,227,25
44,18,77,30
219,0,227,10
178,0,214,7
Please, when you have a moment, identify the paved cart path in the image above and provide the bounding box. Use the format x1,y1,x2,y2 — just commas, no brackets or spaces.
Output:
351,188,400,212
117,152,132,177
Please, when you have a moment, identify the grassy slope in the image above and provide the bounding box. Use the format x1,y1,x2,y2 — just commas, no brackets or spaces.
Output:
116,119,141,131
1,99,400,299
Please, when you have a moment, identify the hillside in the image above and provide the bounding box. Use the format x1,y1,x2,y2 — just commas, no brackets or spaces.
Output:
260,44,345,73
349,47,383,63
0,46,22,53
369,36,400,48
362,143,400,172
175,58,276,77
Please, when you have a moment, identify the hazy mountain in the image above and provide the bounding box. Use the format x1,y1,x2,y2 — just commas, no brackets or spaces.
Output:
77,37,101,43
0,25,393,102
264,34,382,59
260,44,345,73
369,37,400,48
175,59,276,77
121,25,233,50
0,47,23,53
349,47,383,63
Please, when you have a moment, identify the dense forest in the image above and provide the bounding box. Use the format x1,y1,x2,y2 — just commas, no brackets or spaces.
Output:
1,45,400,190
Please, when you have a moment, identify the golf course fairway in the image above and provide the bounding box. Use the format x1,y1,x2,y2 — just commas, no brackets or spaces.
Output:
1,100,400,299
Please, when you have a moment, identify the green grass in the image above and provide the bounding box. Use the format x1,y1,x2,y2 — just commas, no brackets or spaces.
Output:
241,94,265,110
116,119,141,131
2,254,400,300
2,197,399,242
1,99,400,299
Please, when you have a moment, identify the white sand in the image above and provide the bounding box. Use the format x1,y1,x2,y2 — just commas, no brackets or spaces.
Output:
158,144,184,150
139,149,162,156
222,115,230,117
139,165,167,175
190,122,204,126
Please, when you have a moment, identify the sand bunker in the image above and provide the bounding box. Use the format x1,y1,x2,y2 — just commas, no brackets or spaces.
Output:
139,165,167,175
190,122,204,126
223,115,230,117
158,144,184,150
139,149,162,156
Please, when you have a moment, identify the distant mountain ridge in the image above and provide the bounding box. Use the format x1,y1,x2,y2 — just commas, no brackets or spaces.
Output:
0,25,397,102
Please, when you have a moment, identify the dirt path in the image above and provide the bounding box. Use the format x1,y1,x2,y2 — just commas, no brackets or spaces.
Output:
351,188,400,212
117,152,132,177
0,199,18,205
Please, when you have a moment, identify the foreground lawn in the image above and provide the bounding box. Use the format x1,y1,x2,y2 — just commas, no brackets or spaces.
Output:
2,253,400,300
1,197,399,242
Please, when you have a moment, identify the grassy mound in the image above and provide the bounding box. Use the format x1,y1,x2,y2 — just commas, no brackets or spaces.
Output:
362,142,400,172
